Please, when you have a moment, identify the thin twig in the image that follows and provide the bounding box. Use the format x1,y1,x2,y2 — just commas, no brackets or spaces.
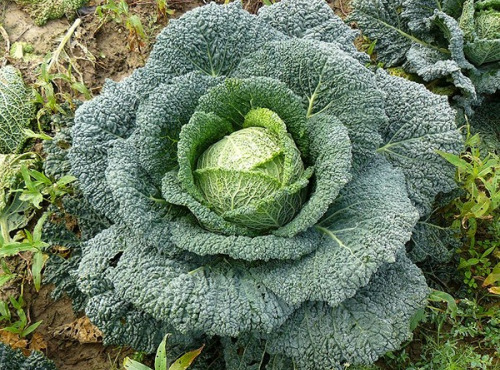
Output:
338,0,348,17
14,27,30,43
0,24,10,67
47,18,81,72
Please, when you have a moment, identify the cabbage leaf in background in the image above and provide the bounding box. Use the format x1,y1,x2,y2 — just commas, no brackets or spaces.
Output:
350,0,500,113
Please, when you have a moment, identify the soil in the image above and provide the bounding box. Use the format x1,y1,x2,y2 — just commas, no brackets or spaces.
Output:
0,1,353,369
25,285,132,370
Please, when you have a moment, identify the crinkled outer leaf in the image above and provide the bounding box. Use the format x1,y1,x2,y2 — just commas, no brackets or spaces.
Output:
257,0,368,63
272,113,352,238
44,192,110,312
431,10,475,70
252,158,419,306
79,225,294,337
375,70,462,216
85,292,193,353
133,72,222,185
235,39,386,166
0,343,56,370
145,1,284,79
78,224,129,296
70,78,142,222
105,74,222,250
77,226,193,353
349,0,413,66
43,126,73,179
257,0,339,38
79,227,190,353
470,100,500,154
111,249,294,337
471,65,500,95
266,252,429,370
0,66,34,154
221,334,297,370
403,44,478,111
168,216,321,261
407,220,460,263
396,0,444,32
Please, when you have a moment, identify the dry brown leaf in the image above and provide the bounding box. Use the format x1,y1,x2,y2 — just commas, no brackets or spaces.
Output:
0,330,28,350
28,332,47,352
52,316,103,343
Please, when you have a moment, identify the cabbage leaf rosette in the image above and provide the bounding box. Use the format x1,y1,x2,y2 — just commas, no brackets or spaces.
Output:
69,0,462,368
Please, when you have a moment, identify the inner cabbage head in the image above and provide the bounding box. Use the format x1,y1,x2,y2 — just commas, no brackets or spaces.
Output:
475,10,500,39
193,108,307,232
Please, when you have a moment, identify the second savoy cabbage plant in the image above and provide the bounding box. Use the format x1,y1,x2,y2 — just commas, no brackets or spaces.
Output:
67,0,463,368
350,0,500,113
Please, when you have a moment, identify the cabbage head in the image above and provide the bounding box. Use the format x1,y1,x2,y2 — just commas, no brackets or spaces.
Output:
68,1,463,368
460,0,500,65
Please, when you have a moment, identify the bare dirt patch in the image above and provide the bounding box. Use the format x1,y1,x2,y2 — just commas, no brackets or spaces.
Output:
25,285,132,370
1,0,206,92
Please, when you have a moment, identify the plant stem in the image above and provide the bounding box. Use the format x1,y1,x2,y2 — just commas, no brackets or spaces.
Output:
47,18,81,72
0,24,9,67
0,218,10,243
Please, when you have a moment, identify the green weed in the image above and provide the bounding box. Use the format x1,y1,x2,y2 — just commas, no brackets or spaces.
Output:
96,0,148,51
123,334,204,370
15,166,76,209
438,124,500,296
0,294,42,338
381,292,498,369
438,127,500,241
156,0,174,18
33,19,92,127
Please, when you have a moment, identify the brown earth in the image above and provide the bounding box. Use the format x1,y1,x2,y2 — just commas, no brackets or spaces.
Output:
25,285,132,370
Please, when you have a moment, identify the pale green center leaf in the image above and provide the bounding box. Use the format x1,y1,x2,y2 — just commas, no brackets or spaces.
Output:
194,108,307,231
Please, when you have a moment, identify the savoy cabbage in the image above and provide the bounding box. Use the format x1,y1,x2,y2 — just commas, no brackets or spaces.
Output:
0,343,56,370
14,0,89,26
66,0,463,368
350,0,500,113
